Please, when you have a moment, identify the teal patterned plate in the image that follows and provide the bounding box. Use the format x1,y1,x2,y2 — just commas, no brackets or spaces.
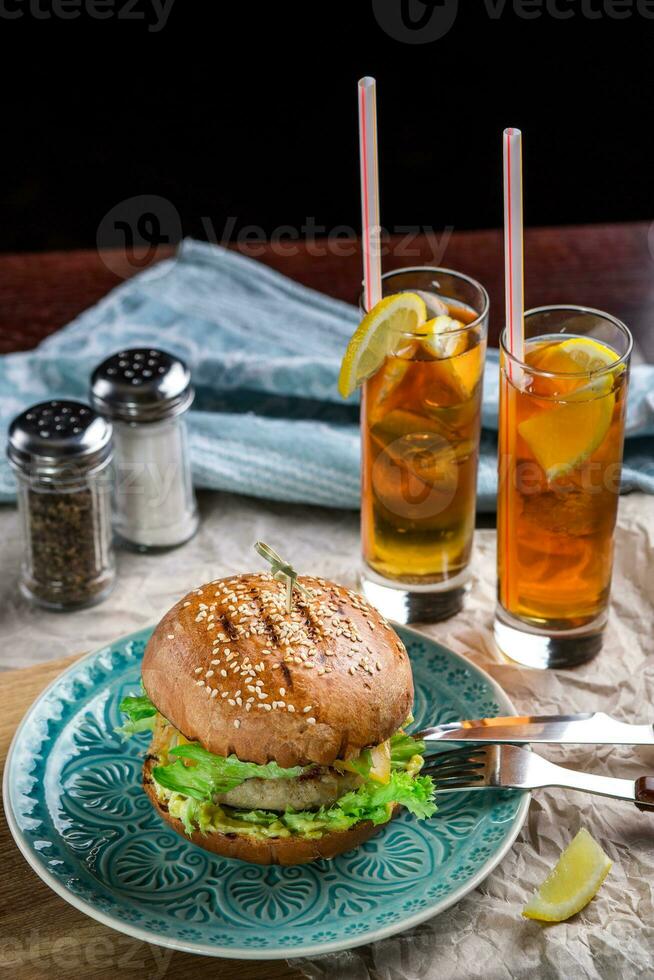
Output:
4,625,529,959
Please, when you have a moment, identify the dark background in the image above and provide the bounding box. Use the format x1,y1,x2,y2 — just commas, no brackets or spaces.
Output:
1,0,652,253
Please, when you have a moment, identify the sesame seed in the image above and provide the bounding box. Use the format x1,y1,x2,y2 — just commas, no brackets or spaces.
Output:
167,633,174,639
245,703,252,711
221,691,228,698
206,670,214,678
196,680,204,687
211,659,219,666
220,669,227,677
228,699,236,706
287,704,295,713
303,706,312,713
194,667,202,674
306,717,316,725
279,687,286,696
263,704,272,711
211,689,218,698
234,719,241,729
183,601,191,607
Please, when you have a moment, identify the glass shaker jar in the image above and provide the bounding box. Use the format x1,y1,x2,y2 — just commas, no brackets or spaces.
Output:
91,348,199,551
7,400,115,610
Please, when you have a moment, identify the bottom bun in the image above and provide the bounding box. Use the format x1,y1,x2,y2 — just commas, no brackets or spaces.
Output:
143,758,397,865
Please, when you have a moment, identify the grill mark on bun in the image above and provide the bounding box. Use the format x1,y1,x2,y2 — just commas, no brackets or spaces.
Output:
280,662,293,688
220,613,239,640
295,600,322,645
251,588,282,646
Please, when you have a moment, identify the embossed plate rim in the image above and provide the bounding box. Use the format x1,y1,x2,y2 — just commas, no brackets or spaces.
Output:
3,622,530,960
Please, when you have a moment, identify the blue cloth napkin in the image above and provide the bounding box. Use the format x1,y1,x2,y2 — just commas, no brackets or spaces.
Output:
0,239,653,510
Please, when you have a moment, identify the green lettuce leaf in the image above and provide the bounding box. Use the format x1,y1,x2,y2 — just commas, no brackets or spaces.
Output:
152,743,306,801
335,729,426,779
389,731,426,768
116,692,157,738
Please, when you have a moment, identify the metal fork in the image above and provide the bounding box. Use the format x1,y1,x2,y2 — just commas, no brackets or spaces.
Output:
422,745,654,811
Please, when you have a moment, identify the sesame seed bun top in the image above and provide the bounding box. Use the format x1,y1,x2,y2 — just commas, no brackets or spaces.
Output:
141,572,414,768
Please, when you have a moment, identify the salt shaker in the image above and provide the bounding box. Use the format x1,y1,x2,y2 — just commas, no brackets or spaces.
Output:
7,400,115,610
91,348,198,550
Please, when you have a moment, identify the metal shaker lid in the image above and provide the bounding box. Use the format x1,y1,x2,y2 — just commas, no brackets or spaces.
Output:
7,400,113,476
90,348,194,423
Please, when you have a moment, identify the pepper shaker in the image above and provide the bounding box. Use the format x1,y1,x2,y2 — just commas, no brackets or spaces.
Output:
91,348,199,551
7,400,115,610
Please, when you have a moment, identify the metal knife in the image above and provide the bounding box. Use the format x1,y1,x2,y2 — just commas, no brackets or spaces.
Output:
415,712,654,746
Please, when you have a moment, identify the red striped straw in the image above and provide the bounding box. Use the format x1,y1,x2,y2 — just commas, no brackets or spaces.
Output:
503,128,525,375
358,77,382,313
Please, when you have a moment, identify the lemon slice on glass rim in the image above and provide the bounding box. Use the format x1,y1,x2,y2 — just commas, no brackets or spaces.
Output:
337,292,427,398
523,828,612,922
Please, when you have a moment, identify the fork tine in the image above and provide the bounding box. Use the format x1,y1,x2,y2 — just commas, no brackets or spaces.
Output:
422,762,485,778
431,776,486,788
425,753,486,768
427,766,487,780
423,746,488,765
421,745,492,785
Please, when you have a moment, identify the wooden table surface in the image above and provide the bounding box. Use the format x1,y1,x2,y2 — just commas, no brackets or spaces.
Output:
0,222,652,360
0,222,652,978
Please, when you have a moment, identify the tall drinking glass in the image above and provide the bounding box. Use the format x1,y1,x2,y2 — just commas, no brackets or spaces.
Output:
495,306,632,668
360,267,489,623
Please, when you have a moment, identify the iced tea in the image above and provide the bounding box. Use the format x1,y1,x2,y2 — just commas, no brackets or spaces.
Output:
495,307,632,667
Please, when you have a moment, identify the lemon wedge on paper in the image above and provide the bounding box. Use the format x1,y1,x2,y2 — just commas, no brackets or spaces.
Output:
338,293,427,398
523,828,612,922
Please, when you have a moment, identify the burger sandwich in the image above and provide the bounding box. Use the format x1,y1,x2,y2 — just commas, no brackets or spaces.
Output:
118,550,436,865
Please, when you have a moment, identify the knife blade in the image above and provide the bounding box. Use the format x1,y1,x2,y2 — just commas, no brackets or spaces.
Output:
416,712,654,746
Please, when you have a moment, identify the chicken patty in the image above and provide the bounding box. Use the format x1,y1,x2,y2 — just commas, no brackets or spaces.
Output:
216,768,363,812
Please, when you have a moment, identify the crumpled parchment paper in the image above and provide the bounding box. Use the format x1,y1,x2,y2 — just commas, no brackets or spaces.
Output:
1,492,653,980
